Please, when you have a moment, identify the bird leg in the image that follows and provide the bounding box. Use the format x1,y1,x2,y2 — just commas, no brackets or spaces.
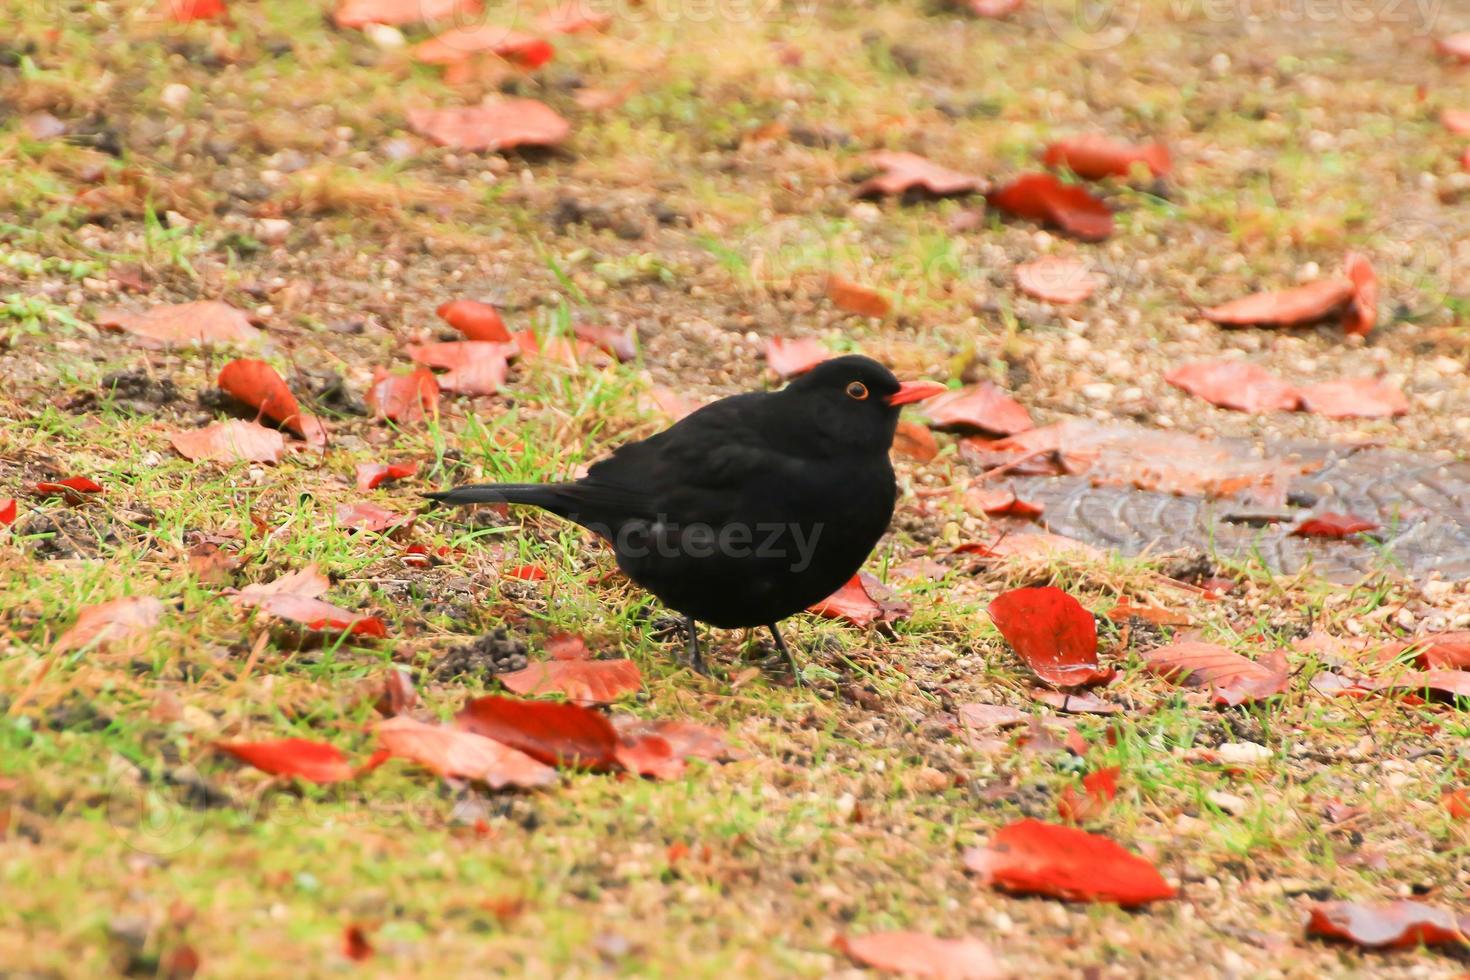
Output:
767,623,801,684
684,615,709,676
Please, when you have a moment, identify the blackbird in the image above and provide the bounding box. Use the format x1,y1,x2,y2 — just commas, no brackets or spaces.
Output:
426,355,945,675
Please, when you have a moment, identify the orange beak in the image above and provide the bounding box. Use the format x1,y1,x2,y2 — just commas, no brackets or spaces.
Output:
886,380,948,407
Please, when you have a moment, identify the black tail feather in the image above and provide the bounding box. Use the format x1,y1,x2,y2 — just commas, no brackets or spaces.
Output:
423,483,566,509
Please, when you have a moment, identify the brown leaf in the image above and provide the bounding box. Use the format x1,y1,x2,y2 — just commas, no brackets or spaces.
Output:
1142,641,1289,705
375,715,557,788
407,100,570,151
855,151,985,199
169,420,285,464
55,596,165,653
1164,360,1300,413
407,341,511,394
836,932,1001,979
924,383,1032,436
1042,135,1171,180
826,276,890,317
765,336,830,378
987,173,1113,240
1014,255,1102,304
497,659,642,704
97,301,262,349
1297,378,1409,419
1201,278,1354,326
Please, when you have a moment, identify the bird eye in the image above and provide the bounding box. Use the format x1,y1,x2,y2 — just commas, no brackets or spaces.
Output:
846,381,869,400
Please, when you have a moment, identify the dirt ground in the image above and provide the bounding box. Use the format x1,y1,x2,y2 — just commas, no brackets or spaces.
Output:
4,0,1470,976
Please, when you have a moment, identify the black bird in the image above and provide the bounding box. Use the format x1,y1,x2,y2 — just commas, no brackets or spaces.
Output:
426,355,945,675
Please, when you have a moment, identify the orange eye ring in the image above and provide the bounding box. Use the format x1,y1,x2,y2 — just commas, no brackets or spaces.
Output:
846,381,869,400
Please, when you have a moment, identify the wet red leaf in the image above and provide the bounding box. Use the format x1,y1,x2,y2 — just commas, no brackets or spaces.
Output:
826,276,890,317
414,26,553,69
342,924,373,961
407,100,569,151
987,173,1113,240
55,596,165,653
1014,255,1102,304
923,383,1032,436
1057,766,1120,823
217,359,327,446
964,819,1175,905
968,0,1022,16
375,715,557,788
215,738,357,784
809,573,910,627
892,420,939,462
497,659,642,704
855,151,985,198
536,0,612,33
407,341,511,395
436,298,511,342
766,336,830,378
1142,641,1290,705
366,367,440,423
1164,360,1301,413
574,322,637,362
35,476,104,502
355,461,418,491
0,498,14,526
988,587,1111,688
504,563,547,581
170,420,285,464
1306,901,1465,949
1343,252,1377,336
1291,512,1379,538
1297,378,1409,419
836,931,1000,979
337,502,408,533
1201,278,1354,326
1042,135,1171,180
964,486,1044,518
97,301,261,349
1437,34,1470,62
456,694,620,770
335,0,477,27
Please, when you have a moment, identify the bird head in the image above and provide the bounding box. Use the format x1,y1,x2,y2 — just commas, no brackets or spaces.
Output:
781,355,947,455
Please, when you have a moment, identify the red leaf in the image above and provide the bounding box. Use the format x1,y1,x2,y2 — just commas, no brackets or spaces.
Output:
170,420,285,464
1297,378,1409,419
1445,789,1470,819
1371,669,1470,699
0,498,14,526
988,587,1111,688
536,0,612,33
217,359,327,446
1291,512,1379,538
375,715,557,788
809,573,910,627
1201,278,1354,326
342,924,373,962
546,632,591,660
612,733,685,780
836,932,1000,979
1142,641,1289,705
97,301,261,349
436,298,511,342
964,819,1176,905
968,0,1022,16
1057,766,1120,823
414,26,553,69
826,276,890,318
366,368,441,423
987,173,1113,241
498,659,642,704
1343,252,1377,336
1042,135,1171,180
892,420,939,462
355,461,418,491
610,717,732,764
35,476,104,502
406,341,510,395
504,563,547,581
161,0,226,22
55,596,165,653
1014,255,1102,304
855,151,985,198
1402,632,1470,670
215,738,357,784
1437,33,1470,62
335,0,476,27
1105,597,1189,627
1306,901,1465,949
964,486,1044,518
235,567,387,638
1164,360,1300,413
923,383,1032,436
456,694,619,770
766,337,830,378
407,100,570,151
337,502,409,533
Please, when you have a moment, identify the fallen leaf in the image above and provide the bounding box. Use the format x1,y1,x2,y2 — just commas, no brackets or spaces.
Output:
826,276,890,317
988,587,1112,687
536,0,611,33
969,0,1022,16
987,173,1113,240
1445,789,1470,820
35,476,104,502
407,100,570,151
1042,135,1171,180
612,733,684,779
923,383,1032,436
610,717,732,763
1201,278,1354,326
964,819,1176,905
97,301,261,349
375,715,557,788
366,368,441,423
407,341,510,395
355,461,418,491
217,359,327,446
456,694,619,770
1291,513,1379,538
1343,252,1377,336
0,499,15,526
1306,901,1465,949
955,703,1030,732
237,565,329,601
855,151,985,199
1014,255,1102,304
336,502,409,533
546,632,591,660
497,659,642,704
503,563,547,581
1371,669,1470,699
215,738,357,784
1057,766,1120,823
1142,641,1290,705
373,667,419,717
335,0,477,27
1297,378,1409,419
170,420,285,464
436,298,511,342
766,336,830,378
1437,33,1470,62
1398,632,1470,670
956,531,1102,562
574,322,637,362
836,931,1001,979
1031,689,1121,714
892,420,939,462
342,924,373,962
414,26,553,69
1105,597,1189,627
55,596,165,653
235,567,386,638
161,0,226,23
1164,360,1300,413
809,573,910,627
964,486,1044,518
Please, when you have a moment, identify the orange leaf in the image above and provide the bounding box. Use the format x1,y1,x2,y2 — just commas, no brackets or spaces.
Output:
964,486,1044,518
217,359,327,446
436,298,511,342
375,715,557,788
1042,135,1171,180
1164,360,1300,413
1141,641,1289,705
826,276,890,318
407,101,570,151
1014,255,1102,304
987,173,1113,240
855,151,985,199
837,932,1001,979
923,383,1032,436
170,420,285,464
497,659,642,704
55,596,165,653
216,738,362,784
414,26,553,68
1297,378,1409,419
366,368,440,423
988,587,1111,688
1306,901,1466,949
1343,252,1377,336
97,301,261,349
765,336,830,378
964,819,1175,905
1200,278,1354,326
406,341,510,395
892,420,939,462
355,461,418,491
